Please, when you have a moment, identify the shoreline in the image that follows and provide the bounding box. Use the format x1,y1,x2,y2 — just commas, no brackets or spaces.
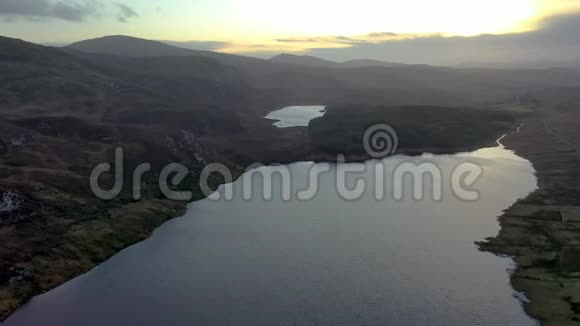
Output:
479,114,580,325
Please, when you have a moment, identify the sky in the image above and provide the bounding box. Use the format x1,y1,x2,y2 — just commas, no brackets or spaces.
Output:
1,0,580,65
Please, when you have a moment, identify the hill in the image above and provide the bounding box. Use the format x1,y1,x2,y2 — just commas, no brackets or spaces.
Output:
342,59,415,68
270,54,415,69
68,35,200,58
66,35,269,69
270,53,339,68
65,36,580,108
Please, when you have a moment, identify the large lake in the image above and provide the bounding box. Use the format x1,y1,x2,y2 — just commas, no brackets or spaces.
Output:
3,143,539,325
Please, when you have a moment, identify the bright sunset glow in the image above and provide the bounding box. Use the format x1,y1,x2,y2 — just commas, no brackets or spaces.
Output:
233,0,539,36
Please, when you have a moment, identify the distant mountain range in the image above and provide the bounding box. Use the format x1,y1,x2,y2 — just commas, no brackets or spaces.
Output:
270,53,430,69
456,60,580,70
67,36,422,69
67,35,580,70
58,35,580,108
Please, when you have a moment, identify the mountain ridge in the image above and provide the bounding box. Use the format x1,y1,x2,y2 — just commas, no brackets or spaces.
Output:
68,36,418,69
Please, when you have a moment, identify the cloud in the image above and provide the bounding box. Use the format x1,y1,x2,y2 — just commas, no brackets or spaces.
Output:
0,0,138,23
276,36,365,45
115,2,137,23
300,12,580,67
276,33,432,47
367,32,398,38
0,0,100,22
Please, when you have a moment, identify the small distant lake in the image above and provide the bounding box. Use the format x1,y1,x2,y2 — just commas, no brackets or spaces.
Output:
264,105,326,128
3,145,539,326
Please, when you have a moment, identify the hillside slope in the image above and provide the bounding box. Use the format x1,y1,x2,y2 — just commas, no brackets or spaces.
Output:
68,35,200,57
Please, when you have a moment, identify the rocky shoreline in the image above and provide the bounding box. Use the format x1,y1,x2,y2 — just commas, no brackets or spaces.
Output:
479,113,580,325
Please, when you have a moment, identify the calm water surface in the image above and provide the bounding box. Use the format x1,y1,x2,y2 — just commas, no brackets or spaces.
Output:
264,105,327,128
4,146,538,326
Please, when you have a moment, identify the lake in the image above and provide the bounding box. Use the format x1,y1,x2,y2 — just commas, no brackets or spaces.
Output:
2,145,539,325
264,105,327,128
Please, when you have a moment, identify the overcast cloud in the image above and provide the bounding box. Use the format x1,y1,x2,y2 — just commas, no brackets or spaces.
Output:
304,12,580,67
0,0,103,21
0,0,138,23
